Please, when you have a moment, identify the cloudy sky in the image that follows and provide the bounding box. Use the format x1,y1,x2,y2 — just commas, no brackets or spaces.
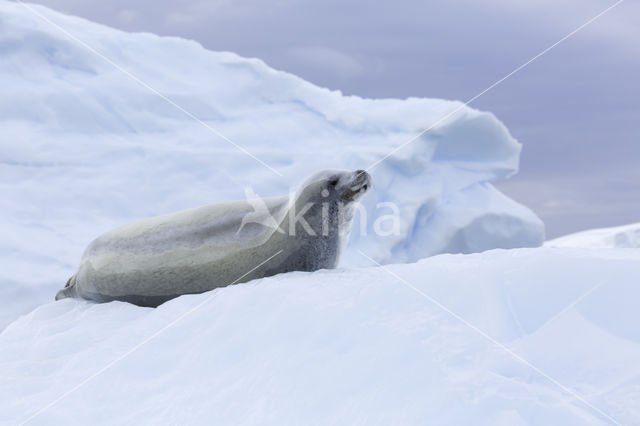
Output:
29,0,639,237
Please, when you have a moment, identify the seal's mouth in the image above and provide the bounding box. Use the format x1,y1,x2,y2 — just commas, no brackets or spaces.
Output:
341,169,371,201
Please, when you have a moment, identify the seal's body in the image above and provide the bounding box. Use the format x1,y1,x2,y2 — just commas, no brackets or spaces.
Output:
56,169,371,307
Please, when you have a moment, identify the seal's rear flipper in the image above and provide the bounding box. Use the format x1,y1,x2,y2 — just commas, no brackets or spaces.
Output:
55,274,78,300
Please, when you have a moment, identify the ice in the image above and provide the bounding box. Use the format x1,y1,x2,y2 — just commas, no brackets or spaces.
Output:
1,4,636,422
546,222,640,249
2,248,639,425
0,0,543,327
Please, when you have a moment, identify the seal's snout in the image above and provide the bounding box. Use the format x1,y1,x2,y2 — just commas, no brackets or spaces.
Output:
341,169,371,201
353,169,371,189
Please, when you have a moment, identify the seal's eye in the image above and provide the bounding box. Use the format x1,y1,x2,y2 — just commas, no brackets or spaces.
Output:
328,178,339,187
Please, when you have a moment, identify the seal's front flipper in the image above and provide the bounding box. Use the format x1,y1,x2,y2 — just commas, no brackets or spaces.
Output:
55,274,78,300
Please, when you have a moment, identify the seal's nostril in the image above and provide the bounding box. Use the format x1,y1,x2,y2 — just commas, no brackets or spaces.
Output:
355,169,366,175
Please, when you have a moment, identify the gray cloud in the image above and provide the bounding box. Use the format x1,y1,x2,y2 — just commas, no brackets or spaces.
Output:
23,0,640,237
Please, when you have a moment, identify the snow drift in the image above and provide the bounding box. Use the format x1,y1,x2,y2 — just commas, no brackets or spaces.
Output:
546,222,640,249
2,248,639,425
0,0,542,327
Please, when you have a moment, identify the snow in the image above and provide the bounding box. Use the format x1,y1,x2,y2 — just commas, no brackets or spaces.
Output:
2,247,640,425
13,3,636,424
0,0,543,328
546,222,640,249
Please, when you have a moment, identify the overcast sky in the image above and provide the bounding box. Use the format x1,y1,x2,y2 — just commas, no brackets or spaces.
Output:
28,0,640,237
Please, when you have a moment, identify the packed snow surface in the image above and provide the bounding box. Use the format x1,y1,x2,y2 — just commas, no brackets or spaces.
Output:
2,248,639,425
546,222,640,249
0,1,544,326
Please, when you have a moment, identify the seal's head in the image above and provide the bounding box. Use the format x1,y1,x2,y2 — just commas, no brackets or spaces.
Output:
331,169,371,202
290,169,371,241
299,169,371,205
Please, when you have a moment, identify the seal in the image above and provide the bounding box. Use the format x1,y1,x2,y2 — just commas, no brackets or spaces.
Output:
56,169,371,307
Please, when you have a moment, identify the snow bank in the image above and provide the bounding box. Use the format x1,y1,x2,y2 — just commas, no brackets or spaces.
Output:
2,248,639,425
0,1,542,326
546,222,640,249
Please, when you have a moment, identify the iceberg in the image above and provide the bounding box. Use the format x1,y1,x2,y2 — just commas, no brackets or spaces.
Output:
546,222,640,249
0,1,541,326
2,4,637,424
